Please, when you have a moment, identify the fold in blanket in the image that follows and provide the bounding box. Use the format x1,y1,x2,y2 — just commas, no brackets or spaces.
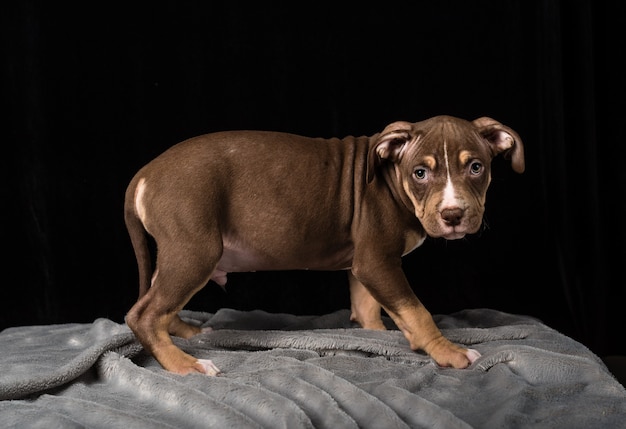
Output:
1,308,625,428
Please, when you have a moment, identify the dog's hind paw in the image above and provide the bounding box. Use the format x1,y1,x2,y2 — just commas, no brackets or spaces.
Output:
196,359,221,376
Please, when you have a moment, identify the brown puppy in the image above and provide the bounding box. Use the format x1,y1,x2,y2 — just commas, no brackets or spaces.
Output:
124,115,524,375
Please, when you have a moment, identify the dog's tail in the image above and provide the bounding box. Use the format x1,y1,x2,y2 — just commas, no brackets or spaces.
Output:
124,179,153,299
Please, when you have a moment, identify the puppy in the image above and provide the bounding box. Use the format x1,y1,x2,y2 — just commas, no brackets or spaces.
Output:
124,115,524,375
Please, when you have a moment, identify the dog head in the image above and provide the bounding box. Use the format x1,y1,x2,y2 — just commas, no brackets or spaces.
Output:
368,115,524,239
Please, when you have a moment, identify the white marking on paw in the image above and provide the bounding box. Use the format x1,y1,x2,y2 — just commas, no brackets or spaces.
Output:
197,359,221,376
466,348,481,364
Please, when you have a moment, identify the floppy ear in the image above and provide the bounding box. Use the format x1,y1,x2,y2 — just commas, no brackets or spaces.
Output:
366,127,412,183
473,117,525,173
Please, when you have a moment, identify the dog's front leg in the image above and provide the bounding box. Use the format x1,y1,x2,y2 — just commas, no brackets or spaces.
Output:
350,259,480,369
348,272,385,330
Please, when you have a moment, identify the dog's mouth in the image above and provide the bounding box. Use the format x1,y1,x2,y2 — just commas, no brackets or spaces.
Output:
441,230,468,240
433,223,469,240
426,219,481,240
418,202,484,240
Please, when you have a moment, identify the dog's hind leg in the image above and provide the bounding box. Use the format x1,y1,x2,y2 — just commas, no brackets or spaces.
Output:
125,236,223,375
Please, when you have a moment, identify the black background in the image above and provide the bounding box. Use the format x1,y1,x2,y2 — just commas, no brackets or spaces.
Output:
3,1,625,360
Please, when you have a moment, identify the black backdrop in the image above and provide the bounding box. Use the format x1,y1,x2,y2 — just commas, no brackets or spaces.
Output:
3,1,625,359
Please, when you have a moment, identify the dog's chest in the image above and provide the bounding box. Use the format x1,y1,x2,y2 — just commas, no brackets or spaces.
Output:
403,230,426,256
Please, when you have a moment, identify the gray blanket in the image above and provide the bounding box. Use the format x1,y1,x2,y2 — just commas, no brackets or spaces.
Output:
1,308,625,428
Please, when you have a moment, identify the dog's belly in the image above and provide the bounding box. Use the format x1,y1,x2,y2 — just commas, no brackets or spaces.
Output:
215,239,354,278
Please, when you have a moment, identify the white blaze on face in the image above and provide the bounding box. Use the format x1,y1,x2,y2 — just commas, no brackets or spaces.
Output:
441,140,458,208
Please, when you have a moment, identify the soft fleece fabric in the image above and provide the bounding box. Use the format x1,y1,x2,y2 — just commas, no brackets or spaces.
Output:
1,308,625,428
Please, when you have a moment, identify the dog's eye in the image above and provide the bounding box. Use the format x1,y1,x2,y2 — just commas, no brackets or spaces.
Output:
414,168,427,180
469,162,483,175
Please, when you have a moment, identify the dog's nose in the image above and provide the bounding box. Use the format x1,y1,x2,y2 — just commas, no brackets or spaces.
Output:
441,208,464,226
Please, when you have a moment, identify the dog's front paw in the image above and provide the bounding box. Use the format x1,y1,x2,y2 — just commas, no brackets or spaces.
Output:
196,359,221,376
426,337,480,369
465,348,481,364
